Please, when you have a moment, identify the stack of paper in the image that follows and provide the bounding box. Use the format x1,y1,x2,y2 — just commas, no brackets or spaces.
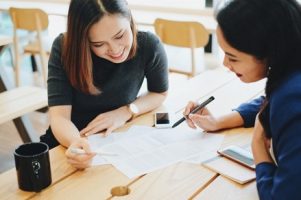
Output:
88,126,224,178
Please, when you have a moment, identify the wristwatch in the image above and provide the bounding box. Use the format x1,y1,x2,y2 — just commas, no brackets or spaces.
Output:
127,103,139,121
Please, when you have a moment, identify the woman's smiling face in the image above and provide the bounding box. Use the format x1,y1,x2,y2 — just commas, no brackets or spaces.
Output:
217,26,267,83
88,14,133,63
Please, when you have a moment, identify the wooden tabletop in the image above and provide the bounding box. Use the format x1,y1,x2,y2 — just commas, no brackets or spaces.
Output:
0,68,264,200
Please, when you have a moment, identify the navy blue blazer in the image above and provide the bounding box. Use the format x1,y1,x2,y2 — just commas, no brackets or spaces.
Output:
235,96,265,127
235,71,301,200
255,71,301,200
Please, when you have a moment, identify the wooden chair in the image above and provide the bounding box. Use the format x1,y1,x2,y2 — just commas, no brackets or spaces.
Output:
9,7,50,86
154,18,209,77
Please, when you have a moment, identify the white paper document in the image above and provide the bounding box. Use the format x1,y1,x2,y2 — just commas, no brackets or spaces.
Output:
88,126,224,178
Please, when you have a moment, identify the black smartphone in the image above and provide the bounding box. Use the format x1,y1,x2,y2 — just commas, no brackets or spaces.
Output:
217,145,255,170
154,112,172,128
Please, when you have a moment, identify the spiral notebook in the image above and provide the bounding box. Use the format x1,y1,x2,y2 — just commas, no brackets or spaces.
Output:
202,155,256,184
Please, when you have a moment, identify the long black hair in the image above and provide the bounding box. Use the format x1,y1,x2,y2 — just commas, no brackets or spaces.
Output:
216,0,301,99
216,0,301,136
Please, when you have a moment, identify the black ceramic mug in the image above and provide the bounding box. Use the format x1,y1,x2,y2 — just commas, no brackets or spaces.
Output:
14,142,52,192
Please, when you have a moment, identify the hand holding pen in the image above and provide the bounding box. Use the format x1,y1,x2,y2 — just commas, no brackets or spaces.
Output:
172,96,215,128
65,138,96,169
184,96,221,131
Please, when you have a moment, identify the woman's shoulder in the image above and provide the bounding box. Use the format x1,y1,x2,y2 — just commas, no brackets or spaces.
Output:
137,31,161,48
52,33,65,49
271,70,301,105
277,70,301,93
48,33,65,66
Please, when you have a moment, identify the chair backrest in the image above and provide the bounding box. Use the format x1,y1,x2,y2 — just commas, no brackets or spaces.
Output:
9,7,49,32
154,18,210,77
154,18,209,48
9,7,49,86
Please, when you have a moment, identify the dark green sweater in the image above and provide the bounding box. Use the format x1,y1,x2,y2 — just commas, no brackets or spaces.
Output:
42,31,168,147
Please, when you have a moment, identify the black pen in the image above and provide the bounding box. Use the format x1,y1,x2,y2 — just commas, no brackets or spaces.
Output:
172,96,215,128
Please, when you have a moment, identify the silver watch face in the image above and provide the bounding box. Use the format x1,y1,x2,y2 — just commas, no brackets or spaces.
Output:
129,103,139,114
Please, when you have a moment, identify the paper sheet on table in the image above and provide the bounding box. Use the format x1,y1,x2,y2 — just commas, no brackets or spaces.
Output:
88,125,154,165
88,125,224,178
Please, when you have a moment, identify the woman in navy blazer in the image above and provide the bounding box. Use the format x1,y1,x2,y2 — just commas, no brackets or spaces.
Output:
185,0,301,199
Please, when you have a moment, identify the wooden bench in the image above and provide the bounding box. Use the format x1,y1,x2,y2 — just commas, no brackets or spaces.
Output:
0,86,47,142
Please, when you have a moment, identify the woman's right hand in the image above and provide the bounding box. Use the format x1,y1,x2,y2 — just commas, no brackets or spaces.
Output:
251,116,273,165
184,101,220,131
65,138,96,169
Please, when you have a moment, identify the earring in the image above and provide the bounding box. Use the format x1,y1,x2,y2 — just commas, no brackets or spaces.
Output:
266,66,271,76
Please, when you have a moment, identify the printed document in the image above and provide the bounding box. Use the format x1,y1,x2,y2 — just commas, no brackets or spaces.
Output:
88,126,224,178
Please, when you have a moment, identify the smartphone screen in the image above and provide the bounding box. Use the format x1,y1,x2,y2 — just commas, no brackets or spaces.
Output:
218,145,255,169
156,113,170,124
155,112,172,128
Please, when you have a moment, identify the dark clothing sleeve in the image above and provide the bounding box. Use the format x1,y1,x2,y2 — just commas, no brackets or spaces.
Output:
144,32,169,93
255,162,277,200
255,72,301,200
47,34,73,106
233,96,265,127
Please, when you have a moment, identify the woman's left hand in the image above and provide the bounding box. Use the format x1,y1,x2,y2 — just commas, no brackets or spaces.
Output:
79,106,131,137
251,116,273,165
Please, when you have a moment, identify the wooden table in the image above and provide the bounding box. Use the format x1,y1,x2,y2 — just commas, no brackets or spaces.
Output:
0,68,264,199
0,36,47,142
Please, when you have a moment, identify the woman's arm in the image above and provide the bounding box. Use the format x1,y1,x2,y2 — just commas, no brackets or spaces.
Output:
251,117,273,165
185,103,244,131
184,96,264,131
47,34,77,146
234,96,265,127
49,105,80,147
129,91,167,116
49,105,95,169
80,91,167,136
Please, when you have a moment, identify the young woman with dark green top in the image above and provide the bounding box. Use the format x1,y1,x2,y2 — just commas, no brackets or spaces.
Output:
41,0,168,169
